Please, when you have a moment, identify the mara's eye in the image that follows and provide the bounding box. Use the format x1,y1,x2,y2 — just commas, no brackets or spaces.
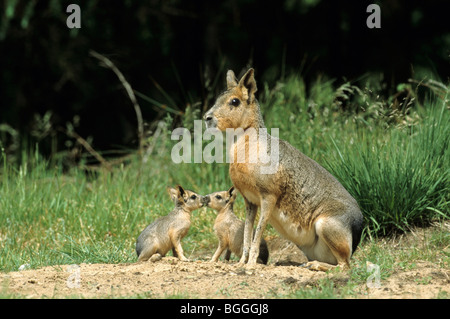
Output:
190,195,197,200
230,98,240,107
215,195,222,200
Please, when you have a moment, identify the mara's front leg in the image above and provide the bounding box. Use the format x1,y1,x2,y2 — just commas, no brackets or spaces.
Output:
210,242,226,262
238,199,257,265
248,195,277,265
170,232,189,261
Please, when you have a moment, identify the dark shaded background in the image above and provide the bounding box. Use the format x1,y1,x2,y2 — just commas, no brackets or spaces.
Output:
0,0,449,161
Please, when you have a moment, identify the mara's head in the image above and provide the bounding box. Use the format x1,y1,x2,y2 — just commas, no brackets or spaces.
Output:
205,186,237,211
204,68,263,131
167,185,207,211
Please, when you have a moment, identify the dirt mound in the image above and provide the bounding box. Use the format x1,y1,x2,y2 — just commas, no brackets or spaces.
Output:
0,259,325,299
1,237,448,298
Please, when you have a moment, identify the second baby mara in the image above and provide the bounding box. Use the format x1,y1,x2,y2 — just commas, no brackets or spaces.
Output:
136,185,269,264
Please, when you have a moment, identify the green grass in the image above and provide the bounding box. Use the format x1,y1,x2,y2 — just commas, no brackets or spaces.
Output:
325,103,449,236
278,224,449,299
0,74,448,275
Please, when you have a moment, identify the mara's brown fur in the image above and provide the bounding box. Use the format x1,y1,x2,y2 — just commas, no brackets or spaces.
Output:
205,186,269,264
136,185,207,262
204,68,364,270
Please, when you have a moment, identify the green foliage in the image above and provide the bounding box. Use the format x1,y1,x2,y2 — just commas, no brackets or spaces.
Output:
260,74,449,236
325,98,449,236
1,1,449,161
0,74,448,273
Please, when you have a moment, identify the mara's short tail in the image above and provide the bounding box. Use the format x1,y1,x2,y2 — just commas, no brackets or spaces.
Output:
136,245,142,258
351,213,364,255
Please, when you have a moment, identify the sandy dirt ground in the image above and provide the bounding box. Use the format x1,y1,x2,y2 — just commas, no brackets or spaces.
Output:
1,234,449,299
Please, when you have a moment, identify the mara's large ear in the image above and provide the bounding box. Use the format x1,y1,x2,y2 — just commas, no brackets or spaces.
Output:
167,187,178,203
238,68,257,104
226,70,238,89
176,185,187,201
227,186,236,201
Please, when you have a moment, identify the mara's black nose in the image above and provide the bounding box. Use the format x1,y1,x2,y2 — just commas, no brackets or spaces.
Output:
201,196,210,206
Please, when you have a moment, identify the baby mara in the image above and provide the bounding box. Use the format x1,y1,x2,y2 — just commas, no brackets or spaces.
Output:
136,184,269,265
205,186,269,264
136,185,207,262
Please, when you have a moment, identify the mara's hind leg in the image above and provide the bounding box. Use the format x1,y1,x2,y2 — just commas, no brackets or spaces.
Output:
305,217,352,271
137,244,161,263
149,253,163,262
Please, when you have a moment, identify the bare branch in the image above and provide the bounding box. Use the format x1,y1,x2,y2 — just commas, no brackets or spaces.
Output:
89,50,144,152
59,127,111,171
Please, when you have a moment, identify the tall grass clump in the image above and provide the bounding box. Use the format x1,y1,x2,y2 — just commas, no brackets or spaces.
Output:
259,74,448,236
325,94,449,236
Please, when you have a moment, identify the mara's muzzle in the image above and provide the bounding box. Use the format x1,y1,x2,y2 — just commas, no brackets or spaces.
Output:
203,111,217,129
201,195,210,207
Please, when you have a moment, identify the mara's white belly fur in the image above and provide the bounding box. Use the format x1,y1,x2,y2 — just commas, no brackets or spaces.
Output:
240,189,336,264
269,208,317,248
242,188,317,249
240,189,260,207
